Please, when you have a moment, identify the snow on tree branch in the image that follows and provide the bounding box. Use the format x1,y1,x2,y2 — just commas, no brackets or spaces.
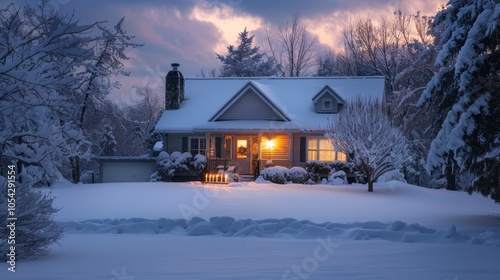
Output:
326,98,410,192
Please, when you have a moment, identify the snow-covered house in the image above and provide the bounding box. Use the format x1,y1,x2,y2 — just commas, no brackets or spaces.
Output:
155,63,385,175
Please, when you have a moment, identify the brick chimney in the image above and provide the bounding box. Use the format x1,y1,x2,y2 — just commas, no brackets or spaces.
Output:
165,63,184,109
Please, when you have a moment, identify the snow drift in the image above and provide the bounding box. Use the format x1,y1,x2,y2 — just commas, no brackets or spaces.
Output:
60,216,500,247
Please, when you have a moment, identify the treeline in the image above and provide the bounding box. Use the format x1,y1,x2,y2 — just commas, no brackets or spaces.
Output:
214,2,499,201
0,1,161,185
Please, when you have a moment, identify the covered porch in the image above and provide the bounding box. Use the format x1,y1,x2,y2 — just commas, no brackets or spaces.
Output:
204,132,292,176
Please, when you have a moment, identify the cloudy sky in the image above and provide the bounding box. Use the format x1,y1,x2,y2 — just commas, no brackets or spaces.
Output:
7,0,448,103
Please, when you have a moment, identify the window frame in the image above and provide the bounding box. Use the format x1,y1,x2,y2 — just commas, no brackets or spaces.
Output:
307,137,346,162
323,98,333,110
189,137,215,157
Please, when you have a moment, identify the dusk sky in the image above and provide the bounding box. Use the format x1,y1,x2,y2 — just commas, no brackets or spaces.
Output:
7,0,448,103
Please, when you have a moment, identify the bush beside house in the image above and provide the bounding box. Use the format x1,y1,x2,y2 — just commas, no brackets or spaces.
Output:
260,162,406,185
305,161,366,184
151,151,207,182
260,166,309,184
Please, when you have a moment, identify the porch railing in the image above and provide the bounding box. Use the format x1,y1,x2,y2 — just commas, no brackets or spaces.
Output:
207,158,292,174
207,158,236,173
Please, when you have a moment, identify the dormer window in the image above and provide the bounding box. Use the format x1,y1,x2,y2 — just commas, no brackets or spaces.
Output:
323,99,332,110
312,85,344,114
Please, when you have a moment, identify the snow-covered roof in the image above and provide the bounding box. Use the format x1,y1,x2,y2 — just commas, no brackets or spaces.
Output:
155,76,385,133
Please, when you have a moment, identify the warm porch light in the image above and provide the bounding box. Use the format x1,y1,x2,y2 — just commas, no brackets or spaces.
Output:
265,139,275,161
265,139,275,149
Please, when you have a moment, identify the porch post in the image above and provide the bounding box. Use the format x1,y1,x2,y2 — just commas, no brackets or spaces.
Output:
202,132,209,173
257,132,262,160
205,132,211,156
257,132,263,171
288,132,293,168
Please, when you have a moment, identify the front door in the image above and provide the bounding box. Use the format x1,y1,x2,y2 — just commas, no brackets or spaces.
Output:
235,137,250,174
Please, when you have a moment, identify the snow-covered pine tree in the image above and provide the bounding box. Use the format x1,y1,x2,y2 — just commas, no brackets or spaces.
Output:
316,49,340,76
216,28,279,77
99,124,118,156
390,13,440,187
326,99,410,192
418,0,500,200
0,175,63,260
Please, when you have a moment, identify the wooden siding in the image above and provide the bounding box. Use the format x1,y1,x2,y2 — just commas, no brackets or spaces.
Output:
165,134,184,152
260,134,289,160
165,133,205,153
217,89,283,121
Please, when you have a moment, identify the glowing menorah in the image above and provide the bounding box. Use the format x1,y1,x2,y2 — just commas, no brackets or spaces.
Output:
204,173,229,183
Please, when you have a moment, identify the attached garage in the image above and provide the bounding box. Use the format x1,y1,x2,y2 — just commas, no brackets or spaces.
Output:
97,157,156,183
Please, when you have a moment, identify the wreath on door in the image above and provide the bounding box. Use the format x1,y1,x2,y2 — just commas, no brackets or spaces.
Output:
237,145,247,157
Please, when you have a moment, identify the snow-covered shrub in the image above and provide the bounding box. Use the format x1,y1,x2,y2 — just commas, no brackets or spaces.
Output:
260,166,309,184
305,161,330,183
377,170,407,183
80,171,96,184
306,160,365,184
0,175,63,260
456,171,476,191
150,171,162,182
153,151,205,182
260,166,289,184
155,151,175,181
169,151,181,163
428,177,447,189
329,170,347,185
192,154,207,173
289,167,309,184
330,161,366,184
170,152,192,171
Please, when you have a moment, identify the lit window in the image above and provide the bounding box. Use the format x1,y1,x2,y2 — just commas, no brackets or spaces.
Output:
336,151,347,162
308,139,318,160
307,138,346,162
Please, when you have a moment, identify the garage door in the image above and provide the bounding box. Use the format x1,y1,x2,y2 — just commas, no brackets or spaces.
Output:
101,161,156,183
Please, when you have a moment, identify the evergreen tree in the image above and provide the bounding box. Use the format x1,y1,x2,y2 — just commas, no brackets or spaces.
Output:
216,28,279,77
99,124,118,156
418,0,500,200
316,49,339,76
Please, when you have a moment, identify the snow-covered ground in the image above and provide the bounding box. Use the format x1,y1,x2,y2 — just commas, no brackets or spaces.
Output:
2,181,500,279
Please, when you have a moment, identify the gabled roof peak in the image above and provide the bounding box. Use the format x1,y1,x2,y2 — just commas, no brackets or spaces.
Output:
312,85,344,104
209,81,290,122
